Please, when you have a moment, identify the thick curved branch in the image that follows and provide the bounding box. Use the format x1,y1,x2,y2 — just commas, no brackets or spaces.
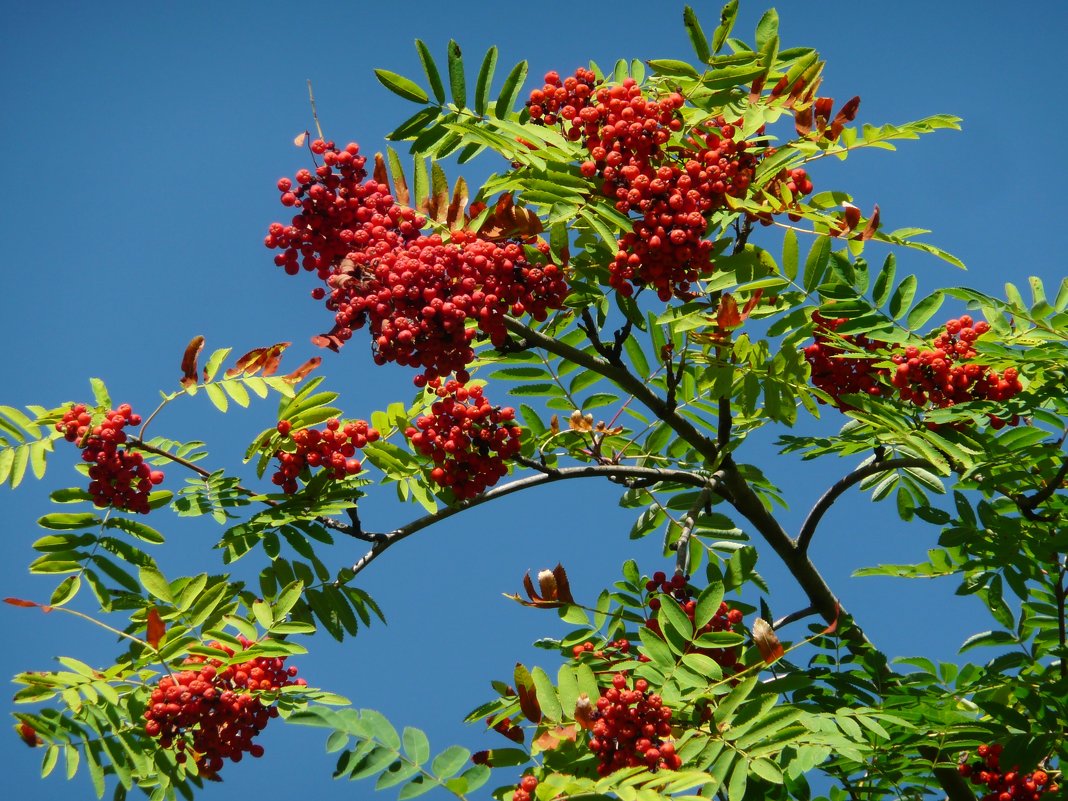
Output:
503,317,721,465
1019,453,1068,514
796,457,934,555
342,464,714,580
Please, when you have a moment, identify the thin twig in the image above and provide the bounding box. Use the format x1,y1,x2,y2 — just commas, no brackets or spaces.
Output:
771,605,817,631
675,483,716,577
307,79,324,140
796,457,934,555
342,463,716,580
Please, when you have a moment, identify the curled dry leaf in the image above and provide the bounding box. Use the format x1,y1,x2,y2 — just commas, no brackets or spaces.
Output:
293,131,308,148
752,617,785,664
533,724,578,752
180,335,206,389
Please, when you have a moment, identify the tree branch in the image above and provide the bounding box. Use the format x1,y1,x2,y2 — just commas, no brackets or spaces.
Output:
342,464,714,580
1019,454,1068,514
675,483,717,577
796,457,934,555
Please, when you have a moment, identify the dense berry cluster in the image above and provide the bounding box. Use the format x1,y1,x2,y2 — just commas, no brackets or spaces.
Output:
143,637,305,778
56,404,163,514
511,775,539,801
405,380,522,499
271,418,380,494
530,71,812,300
267,140,567,387
644,571,744,674
805,314,1024,426
958,744,1058,801
802,313,886,407
588,671,681,775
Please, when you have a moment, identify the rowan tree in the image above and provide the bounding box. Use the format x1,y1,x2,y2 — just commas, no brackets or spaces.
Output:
2,4,1066,801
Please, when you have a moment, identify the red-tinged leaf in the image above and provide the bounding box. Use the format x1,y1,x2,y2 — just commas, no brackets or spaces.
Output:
4,598,39,608
841,203,862,233
830,95,861,139
752,617,784,664
740,289,764,320
860,204,881,242
551,563,574,604
522,572,538,601
224,343,291,378
428,163,450,224
17,722,41,748
373,152,389,187
532,724,577,752
574,694,594,730
514,664,542,723
814,96,834,133
284,357,321,383
180,335,205,389
146,607,165,649
821,604,840,635
748,76,765,104
311,335,341,352
794,105,813,137
717,294,743,330
294,131,308,148
447,176,469,230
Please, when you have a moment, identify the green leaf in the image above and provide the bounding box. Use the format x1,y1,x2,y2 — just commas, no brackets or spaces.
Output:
711,0,740,54
414,40,446,104
138,566,173,603
89,378,111,409
906,290,945,329
683,7,711,63
802,236,831,291
754,8,779,51
374,69,430,104
889,274,918,319
447,40,466,109
781,228,798,281
494,60,528,118
204,382,228,412
50,575,81,606
474,46,498,116
402,726,431,764
872,252,896,307
38,512,101,530
430,745,469,779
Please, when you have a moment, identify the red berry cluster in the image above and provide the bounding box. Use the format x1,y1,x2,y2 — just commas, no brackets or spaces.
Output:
271,418,380,494
890,316,1022,424
143,637,305,778
644,572,744,674
958,744,1058,801
803,313,887,408
805,314,1024,426
588,672,681,775
267,140,567,387
405,380,522,499
511,774,539,801
346,230,567,385
56,403,163,514
529,71,812,300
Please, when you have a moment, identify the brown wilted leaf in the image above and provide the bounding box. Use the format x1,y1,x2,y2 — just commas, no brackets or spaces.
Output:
860,203,880,241
515,563,575,608
794,105,813,137
821,603,841,635
311,332,344,352
180,336,205,389
830,95,861,140
447,176,469,230
549,414,560,435
574,694,594,729
477,194,543,241
4,598,39,608
569,410,594,432
533,724,577,752
146,607,165,649
514,664,542,723
293,131,308,148
428,163,450,224
224,343,291,378
284,356,321,383
373,152,389,187
752,617,784,664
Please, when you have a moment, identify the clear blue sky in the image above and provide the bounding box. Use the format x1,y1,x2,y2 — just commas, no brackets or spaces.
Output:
2,2,1066,799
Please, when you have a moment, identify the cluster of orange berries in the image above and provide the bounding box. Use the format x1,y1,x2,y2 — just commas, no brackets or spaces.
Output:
271,418,380,494
588,672,681,775
267,139,567,388
405,379,522,499
56,403,163,514
143,637,305,778
530,70,811,300
958,744,1058,801
805,314,1024,425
